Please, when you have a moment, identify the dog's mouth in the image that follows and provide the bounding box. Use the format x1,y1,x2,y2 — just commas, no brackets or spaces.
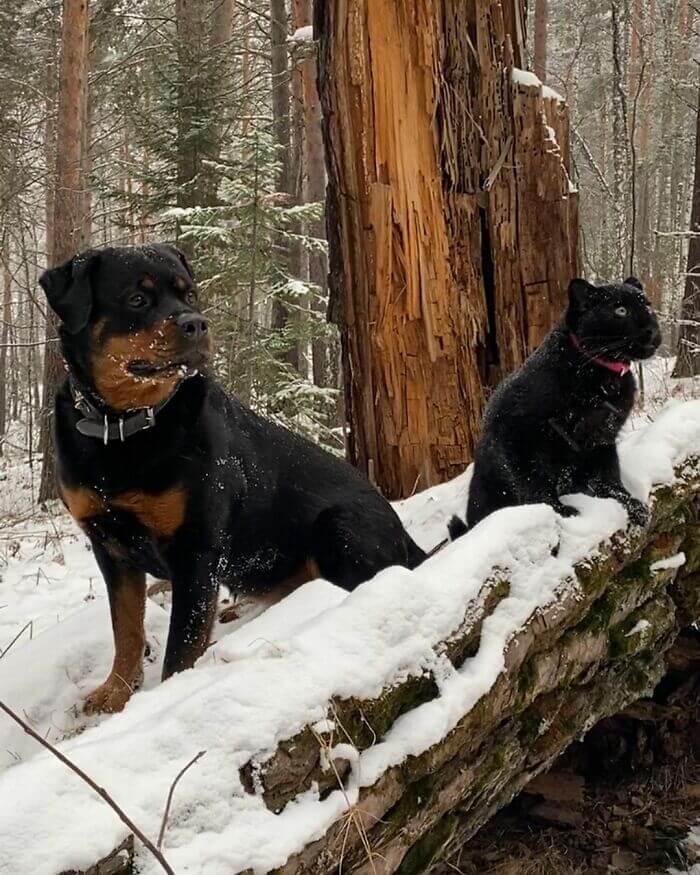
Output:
128,349,211,379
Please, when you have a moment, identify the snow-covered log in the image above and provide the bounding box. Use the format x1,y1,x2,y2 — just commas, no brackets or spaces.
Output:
256,468,700,874
2,404,700,875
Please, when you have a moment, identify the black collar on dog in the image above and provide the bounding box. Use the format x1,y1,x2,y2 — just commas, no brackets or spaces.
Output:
68,376,179,444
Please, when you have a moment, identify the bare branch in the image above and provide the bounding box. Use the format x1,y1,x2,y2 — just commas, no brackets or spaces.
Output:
0,699,176,875
157,750,206,850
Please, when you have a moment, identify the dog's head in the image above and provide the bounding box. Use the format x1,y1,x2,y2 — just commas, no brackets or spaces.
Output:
40,244,213,411
565,276,661,363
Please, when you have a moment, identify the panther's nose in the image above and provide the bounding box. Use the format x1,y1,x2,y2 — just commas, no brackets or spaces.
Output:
644,325,661,346
176,313,208,341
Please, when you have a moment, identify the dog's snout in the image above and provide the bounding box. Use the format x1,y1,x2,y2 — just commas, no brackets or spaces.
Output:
176,313,208,341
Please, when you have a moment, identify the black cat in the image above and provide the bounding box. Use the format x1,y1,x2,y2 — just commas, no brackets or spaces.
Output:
450,277,661,536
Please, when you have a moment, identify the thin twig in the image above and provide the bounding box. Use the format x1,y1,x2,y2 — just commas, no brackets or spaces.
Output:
0,699,176,875
157,750,206,850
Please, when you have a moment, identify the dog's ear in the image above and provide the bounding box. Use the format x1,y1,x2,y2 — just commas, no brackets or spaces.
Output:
39,251,99,334
623,276,643,291
158,243,194,280
568,278,599,310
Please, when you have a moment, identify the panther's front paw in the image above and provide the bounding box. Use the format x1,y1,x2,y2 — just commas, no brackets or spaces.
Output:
625,497,649,527
553,502,580,519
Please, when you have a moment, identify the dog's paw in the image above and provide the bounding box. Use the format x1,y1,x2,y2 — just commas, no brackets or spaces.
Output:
83,673,139,715
625,498,649,527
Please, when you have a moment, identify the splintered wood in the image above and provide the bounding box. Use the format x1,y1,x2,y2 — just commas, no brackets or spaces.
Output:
318,0,579,499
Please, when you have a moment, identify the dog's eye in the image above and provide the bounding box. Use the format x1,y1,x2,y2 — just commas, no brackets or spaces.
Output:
129,293,148,309
614,306,628,317
185,290,198,306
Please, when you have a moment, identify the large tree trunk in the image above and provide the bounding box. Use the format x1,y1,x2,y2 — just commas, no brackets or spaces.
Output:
673,84,700,378
315,0,578,499
38,0,90,504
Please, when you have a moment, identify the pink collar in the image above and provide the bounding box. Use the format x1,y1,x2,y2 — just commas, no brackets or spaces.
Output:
569,333,630,376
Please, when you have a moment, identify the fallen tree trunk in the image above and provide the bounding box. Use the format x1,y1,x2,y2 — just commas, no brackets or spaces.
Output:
257,464,700,874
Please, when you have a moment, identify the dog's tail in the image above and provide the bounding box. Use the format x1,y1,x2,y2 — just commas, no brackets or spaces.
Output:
447,515,469,540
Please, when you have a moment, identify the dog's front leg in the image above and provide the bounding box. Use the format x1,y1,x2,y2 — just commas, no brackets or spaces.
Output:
85,543,146,714
162,551,219,680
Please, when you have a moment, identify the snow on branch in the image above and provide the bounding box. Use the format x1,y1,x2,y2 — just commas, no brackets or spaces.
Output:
511,67,565,102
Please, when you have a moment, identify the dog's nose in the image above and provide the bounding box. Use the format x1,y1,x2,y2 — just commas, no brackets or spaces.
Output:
176,313,208,341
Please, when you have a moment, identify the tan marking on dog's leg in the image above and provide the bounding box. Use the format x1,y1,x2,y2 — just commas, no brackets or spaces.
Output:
111,486,186,538
84,568,146,715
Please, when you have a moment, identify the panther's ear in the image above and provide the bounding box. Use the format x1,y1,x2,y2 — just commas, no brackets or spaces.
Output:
623,276,643,291
39,251,99,334
157,243,194,280
568,278,599,310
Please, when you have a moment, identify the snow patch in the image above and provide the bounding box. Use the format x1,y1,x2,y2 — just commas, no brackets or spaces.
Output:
625,619,651,638
288,25,313,43
511,67,565,102
650,552,686,573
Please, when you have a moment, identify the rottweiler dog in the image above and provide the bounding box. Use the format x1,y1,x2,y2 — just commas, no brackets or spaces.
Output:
40,244,426,713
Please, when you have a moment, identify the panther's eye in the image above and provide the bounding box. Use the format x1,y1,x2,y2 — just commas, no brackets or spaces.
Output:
614,306,628,317
185,290,198,307
129,293,148,309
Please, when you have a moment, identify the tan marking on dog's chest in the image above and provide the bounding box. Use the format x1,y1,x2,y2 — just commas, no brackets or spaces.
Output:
60,482,186,538
111,486,186,537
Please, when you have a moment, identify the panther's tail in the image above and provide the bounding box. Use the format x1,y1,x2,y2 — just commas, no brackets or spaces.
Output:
447,515,469,540
406,537,429,569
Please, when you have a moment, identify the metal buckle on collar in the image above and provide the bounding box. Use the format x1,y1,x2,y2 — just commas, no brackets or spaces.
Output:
103,415,109,446
118,417,125,442
145,407,155,428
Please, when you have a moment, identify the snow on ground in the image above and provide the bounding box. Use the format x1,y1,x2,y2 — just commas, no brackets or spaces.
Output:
0,361,699,874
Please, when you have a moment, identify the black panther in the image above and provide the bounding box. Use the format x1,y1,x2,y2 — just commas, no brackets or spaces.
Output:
450,277,661,536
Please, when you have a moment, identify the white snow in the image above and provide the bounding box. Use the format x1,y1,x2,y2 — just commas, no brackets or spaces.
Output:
650,552,686,573
0,400,700,874
511,67,565,102
625,619,651,638
288,25,313,43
